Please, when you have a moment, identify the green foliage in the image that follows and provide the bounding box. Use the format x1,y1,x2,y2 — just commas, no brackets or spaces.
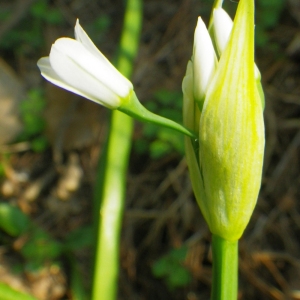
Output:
255,0,285,48
64,225,93,251
0,9,10,21
0,162,5,178
2,18,39,49
0,203,61,267
0,282,37,300
87,15,111,44
93,15,111,32
152,246,192,290
222,0,285,48
0,203,30,236
19,88,48,152
0,0,63,51
0,202,92,298
30,1,63,25
257,0,285,28
134,89,184,158
20,229,63,266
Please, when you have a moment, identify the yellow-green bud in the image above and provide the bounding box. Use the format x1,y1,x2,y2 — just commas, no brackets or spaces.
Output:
183,0,265,241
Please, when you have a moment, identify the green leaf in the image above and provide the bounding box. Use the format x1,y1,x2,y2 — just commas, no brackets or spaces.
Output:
167,265,192,289
0,204,30,236
151,246,192,289
0,282,37,300
31,136,48,152
30,1,47,18
152,256,170,277
149,140,171,159
93,16,111,32
20,229,62,263
45,10,63,24
64,225,93,251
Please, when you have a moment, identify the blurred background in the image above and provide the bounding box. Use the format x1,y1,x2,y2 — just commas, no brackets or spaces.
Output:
0,0,299,299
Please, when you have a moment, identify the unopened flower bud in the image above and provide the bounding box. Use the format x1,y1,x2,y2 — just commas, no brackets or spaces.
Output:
183,0,265,241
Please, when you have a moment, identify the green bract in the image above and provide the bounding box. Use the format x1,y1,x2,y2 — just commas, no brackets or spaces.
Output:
183,0,265,241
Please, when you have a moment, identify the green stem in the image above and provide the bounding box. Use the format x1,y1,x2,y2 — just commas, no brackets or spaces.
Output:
119,91,197,139
0,282,38,300
68,253,87,300
91,0,142,299
92,111,132,300
211,235,238,300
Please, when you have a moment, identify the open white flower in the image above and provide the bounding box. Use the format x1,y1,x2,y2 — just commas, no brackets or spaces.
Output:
37,20,133,109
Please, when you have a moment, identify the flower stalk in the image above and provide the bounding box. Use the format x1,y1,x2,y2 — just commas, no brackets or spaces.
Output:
211,235,238,300
91,0,142,299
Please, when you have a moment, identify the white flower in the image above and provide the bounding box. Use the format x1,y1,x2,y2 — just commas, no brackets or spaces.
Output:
192,17,217,108
37,20,133,109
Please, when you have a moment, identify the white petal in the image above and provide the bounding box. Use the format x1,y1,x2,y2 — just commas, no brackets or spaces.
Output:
193,17,217,105
38,57,119,108
75,19,98,53
74,20,133,89
51,38,132,99
39,51,121,108
213,8,233,55
74,20,110,67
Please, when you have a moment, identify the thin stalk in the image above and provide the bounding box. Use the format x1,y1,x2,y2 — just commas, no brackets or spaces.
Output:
91,0,142,300
119,91,196,139
68,253,87,300
211,235,238,300
0,282,38,300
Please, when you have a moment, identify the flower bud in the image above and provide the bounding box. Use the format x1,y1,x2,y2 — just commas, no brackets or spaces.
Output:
183,0,265,241
213,8,233,56
192,18,217,110
213,7,265,108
